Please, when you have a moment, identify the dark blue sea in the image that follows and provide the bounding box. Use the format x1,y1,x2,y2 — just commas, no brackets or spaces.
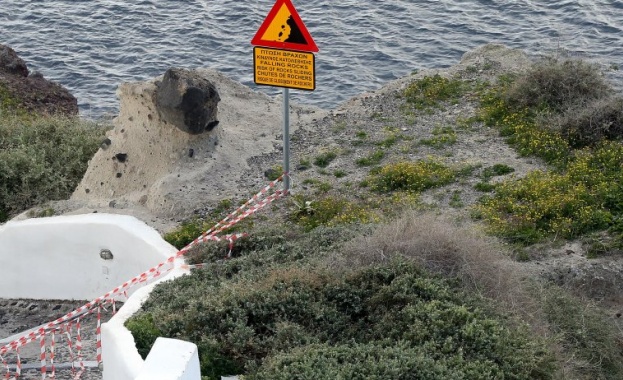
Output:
1,0,622,118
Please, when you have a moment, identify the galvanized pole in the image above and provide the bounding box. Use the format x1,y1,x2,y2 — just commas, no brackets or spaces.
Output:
283,87,290,193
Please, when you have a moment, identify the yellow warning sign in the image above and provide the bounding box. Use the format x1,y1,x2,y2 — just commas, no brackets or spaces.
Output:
253,47,315,91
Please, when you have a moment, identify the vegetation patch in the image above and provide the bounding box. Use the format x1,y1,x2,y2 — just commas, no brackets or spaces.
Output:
474,57,623,244
289,195,377,231
475,142,623,244
481,163,515,180
127,258,552,380
0,114,107,222
404,74,466,110
369,160,456,193
355,149,385,167
419,126,457,149
541,286,623,379
313,150,337,168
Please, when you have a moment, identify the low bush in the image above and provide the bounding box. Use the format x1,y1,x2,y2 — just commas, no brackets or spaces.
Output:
128,259,553,380
369,160,456,193
404,74,466,110
0,114,107,221
475,142,623,244
313,150,337,168
419,126,457,149
481,163,515,180
541,286,623,379
504,57,609,113
549,96,623,148
288,195,377,231
355,150,385,166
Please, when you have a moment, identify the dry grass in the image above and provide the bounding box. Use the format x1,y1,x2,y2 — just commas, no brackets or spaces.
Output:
504,57,609,113
547,96,623,147
334,210,532,313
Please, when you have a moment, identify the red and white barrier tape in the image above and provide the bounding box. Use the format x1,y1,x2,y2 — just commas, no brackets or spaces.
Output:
0,174,287,376
39,335,45,380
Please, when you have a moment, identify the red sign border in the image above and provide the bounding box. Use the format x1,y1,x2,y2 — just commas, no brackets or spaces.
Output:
251,0,319,53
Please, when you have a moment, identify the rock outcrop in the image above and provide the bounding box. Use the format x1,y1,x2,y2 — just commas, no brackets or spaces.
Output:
71,67,322,220
0,44,78,115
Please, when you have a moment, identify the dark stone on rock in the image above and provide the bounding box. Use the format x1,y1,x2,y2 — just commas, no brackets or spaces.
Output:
296,164,309,171
101,138,112,150
155,68,220,135
0,44,78,115
116,172,122,178
188,148,194,158
114,153,128,163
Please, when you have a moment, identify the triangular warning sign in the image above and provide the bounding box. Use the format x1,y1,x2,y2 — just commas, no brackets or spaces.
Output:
251,0,319,53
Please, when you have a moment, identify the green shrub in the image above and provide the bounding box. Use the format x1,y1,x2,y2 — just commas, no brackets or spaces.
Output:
0,114,107,221
289,195,377,231
333,169,347,178
482,163,515,180
370,160,456,193
474,182,496,192
313,151,337,168
355,150,385,166
124,313,161,359
131,261,553,380
420,126,457,149
404,74,466,110
164,218,214,249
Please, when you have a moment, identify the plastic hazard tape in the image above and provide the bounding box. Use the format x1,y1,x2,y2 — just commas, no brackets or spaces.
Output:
0,175,287,359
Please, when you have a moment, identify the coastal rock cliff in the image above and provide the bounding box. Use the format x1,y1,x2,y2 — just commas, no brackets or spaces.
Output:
0,44,78,115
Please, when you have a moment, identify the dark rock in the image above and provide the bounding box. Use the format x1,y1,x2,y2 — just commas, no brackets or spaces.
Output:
154,68,220,135
188,148,194,158
0,44,78,115
114,153,128,163
101,138,112,150
296,164,309,171
116,172,122,178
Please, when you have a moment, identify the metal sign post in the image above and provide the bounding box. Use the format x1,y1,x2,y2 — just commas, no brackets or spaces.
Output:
251,0,319,195
283,88,290,192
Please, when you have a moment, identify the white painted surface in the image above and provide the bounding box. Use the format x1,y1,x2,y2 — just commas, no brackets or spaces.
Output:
101,265,190,380
0,213,201,380
134,338,200,380
0,214,176,300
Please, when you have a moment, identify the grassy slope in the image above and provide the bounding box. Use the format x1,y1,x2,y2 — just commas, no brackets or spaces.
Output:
129,57,621,379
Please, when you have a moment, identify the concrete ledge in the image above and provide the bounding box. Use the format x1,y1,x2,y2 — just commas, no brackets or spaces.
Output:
134,338,200,380
0,213,177,300
0,213,199,380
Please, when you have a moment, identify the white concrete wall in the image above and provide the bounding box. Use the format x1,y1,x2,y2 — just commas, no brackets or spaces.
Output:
0,214,175,300
0,214,201,380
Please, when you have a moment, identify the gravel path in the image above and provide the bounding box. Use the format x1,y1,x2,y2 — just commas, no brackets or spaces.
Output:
0,299,117,380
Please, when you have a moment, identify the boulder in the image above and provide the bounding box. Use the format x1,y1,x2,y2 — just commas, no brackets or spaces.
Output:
0,44,78,116
155,68,220,134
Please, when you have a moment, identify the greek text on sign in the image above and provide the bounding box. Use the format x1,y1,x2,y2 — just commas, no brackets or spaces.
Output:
254,47,315,91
